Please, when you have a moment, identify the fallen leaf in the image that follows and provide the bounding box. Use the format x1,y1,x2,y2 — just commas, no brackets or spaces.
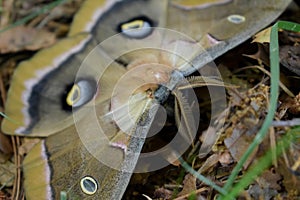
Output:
280,92,300,115
257,170,282,190
252,26,272,44
199,126,218,158
177,173,196,196
224,128,259,169
247,183,278,200
0,26,56,53
219,151,233,166
153,187,172,200
18,138,40,156
223,85,270,169
198,153,220,173
280,45,300,75
0,190,10,200
199,108,229,158
277,158,300,197
0,160,15,187
0,132,12,154
279,30,300,45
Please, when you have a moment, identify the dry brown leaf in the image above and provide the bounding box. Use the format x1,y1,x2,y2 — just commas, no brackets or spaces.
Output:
199,108,229,158
219,151,233,166
256,170,282,190
277,159,300,197
252,27,271,44
18,138,41,156
247,170,282,199
0,132,12,154
198,153,220,173
0,190,10,200
280,45,300,75
224,128,259,169
247,183,278,200
0,26,56,53
0,0,14,27
0,160,15,187
177,173,196,197
153,187,172,200
280,92,300,115
279,30,300,45
288,93,300,114
223,85,269,169
199,126,218,158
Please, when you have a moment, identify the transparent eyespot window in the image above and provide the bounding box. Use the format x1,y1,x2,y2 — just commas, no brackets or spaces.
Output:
227,14,246,24
66,79,97,108
80,176,98,195
119,17,153,38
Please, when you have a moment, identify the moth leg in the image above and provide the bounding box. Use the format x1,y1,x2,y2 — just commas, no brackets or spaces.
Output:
173,76,234,155
173,88,197,147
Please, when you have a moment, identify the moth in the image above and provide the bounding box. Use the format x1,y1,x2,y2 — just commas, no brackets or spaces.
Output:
1,0,291,199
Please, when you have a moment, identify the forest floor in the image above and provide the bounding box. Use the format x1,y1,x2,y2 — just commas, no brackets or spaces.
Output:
0,1,300,200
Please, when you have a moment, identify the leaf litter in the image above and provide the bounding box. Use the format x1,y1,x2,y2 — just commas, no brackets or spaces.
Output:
124,4,300,199
0,1,300,200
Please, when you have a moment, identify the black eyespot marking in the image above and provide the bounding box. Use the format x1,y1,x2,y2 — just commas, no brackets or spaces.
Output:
117,16,154,39
62,78,97,111
80,176,98,195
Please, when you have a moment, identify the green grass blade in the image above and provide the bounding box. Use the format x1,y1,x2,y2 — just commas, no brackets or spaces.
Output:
0,112,20,125
60,191,67,200
0,0,67,34
277,20,300,32
179,157,227,195
223,127,300,199
219,20,300,199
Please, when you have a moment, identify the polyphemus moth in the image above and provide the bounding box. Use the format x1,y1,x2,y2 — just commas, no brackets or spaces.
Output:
1,0,291,199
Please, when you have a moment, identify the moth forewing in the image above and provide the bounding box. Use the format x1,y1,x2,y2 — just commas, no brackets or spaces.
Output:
169,0,293,75
102,92,154,148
